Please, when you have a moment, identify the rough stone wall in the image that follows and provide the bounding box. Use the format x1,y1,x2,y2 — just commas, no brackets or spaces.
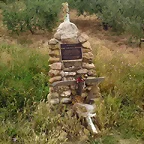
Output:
48,21,100,105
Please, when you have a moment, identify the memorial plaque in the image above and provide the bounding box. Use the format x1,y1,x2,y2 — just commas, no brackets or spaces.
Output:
60,43,82,62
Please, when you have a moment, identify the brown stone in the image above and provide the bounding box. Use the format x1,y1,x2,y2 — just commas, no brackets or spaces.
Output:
49,57,60,63
77,69,88,74
78,33,89,43
83,52,94,60
49,45,59,50
82,41,92,50
50,62,62,70
49,50,60,57
49,76,62,83
82,63,95,69
48,38,58,45
54,32,61,40
82,48,91,53
88,69,96,76
48,92,59,98
49,70,61,77
61,37,79,44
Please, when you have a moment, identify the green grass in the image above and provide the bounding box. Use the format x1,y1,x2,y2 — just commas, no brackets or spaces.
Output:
0,43,49,119
0,43,144,143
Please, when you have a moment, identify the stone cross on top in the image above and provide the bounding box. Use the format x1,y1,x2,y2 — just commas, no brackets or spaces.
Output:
62,2,70,22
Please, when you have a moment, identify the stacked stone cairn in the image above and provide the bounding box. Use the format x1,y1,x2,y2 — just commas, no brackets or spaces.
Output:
48,21,101,105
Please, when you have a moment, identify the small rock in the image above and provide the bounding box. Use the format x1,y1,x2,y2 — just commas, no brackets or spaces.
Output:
54,32,61,40
61,90,71,97
48,92,59,98
50,98,59,104
83,52,93,60
49,70,61,77
50,62,62,70
78,33,89,43
82,63,95,69
82,41,92,50
82,92,87,98
77,69,88,74
48,38,58,45
49,57,60,63
61,71,76,77
60,97,72,104
71,90,77,95
88,69,96,76
66,77,75,81
61,37,79,44
49,45,59,50
49,76,62,83
49,50,60,57
82,48,91,53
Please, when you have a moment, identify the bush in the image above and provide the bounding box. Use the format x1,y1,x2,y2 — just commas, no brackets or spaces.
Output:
0,43,49,119
2,0,62,34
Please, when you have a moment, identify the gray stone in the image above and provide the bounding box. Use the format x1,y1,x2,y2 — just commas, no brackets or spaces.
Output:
56,21,79,39
78,33,89,43
77,69,88,74
49,76,62,83
48,38,58,45
82,63,95,69
50,98,59,104
61,90,71,97
61,71,76,77
49,70,60,77
50,62,62,70
60,97,72,104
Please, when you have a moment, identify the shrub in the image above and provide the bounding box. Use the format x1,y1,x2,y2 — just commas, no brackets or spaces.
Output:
2,0,62,34
0,43,49,119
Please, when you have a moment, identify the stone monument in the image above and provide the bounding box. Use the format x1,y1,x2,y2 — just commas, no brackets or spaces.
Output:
48,2,104,134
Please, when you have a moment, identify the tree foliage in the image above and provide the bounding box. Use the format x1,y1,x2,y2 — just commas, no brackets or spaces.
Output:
68,0,144,39
2,0,62,34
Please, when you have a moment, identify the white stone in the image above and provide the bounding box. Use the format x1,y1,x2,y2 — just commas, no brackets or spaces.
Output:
60,98,72,104
77,69,88,74
61,90,71,97
50,98,59,104
50,62,62,70
61,71,76,77
55,21,79,40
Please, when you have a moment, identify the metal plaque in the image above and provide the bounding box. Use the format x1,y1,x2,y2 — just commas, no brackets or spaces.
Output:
60,43,82,62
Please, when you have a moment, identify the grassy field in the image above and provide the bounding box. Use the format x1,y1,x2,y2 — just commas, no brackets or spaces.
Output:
0,11,144,143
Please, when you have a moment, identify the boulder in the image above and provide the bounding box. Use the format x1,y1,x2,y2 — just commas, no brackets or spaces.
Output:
56,21,79,40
